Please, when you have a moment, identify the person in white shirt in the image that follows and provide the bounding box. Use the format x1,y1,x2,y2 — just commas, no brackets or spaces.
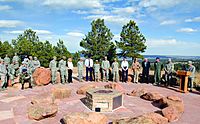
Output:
67,57,73,83
121,57,129,83
85,55,93,81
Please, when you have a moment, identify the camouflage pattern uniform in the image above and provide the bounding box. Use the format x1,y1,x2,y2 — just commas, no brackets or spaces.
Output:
101,59,110,82
19,64,32,90
49,57,57,84
59,58,67,84
0,60,7,90
4,55,10,66
8,63,15,85
112,61,119,82
77,59,84,82
94,62,100,82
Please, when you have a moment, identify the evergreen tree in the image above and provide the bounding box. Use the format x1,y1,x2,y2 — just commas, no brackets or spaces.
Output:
116,20,147,60
80,18,114,61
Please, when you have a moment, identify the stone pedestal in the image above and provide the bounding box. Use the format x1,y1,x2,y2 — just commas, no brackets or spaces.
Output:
85,88,123,112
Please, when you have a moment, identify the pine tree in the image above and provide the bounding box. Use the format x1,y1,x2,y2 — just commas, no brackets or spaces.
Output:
80,18,114,61
116,20,147,60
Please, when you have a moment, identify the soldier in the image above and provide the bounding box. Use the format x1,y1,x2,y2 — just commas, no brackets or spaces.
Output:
154,57,163,85
188,61,196,91
94,60,100,82
121,57,129,83
112,58,119,82
77,58,84,82
19,62,32,90
49,56,57,84
4,54,10,66
59,56,68,84
0,59,8,90
101,56,110,82
28,56,35,74
164,58,174,86
132,58,141,83
8,61,16,85
12,53,20,70
33,57,40,69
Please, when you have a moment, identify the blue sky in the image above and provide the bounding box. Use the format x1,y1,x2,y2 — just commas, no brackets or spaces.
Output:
0,0,200,56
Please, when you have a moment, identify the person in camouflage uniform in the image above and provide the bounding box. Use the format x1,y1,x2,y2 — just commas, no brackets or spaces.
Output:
164,58,174,86
49,56,57,84
112,58,119,82
94,60,100,82
154,57,163,85
4,54,10,66
0,59,8,90
59,56,67,84
8,61,16,85
77,58,84,82
33,57,40,69
101,56,110,82
19,62,32,90
12,53,20,69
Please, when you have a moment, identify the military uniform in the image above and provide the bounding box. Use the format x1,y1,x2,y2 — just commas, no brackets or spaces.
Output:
49,59,57,84
4,56,10,66
94,63,100,82
112,62,119,82
188,64,196,90
0,62,7,90
59,59,67,84
164,62,174,86
101,60,110,81
33,58,40,69
8,63,15,85
12,55,20,69
77,60,84,82
154,61,163,85
19,65,32,90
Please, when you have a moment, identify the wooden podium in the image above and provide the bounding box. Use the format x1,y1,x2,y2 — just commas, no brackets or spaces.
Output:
177,70,191,93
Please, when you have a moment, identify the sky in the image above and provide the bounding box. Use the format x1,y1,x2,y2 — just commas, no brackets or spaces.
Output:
0,0,200,56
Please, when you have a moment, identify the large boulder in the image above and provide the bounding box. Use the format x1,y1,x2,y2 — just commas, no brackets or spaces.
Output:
162,106,180,122
28,103,58,121
112,112,168,124
141,92,164,101
127,88,148,97
76,84,97,95
104,83,125,93
32,67,51,85
51,85,71,99
158,96,184,114
63,112,108,124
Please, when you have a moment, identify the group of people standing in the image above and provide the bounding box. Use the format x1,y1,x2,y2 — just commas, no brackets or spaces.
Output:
0,54,196,91
0,53,41,90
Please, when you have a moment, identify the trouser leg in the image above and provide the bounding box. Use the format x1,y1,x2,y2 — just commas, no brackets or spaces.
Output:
113,72,116,82
125,70,128,82
51,70,56,84
122,70,125,82
106,69,109,81
89,68,93,81
1,75,7,89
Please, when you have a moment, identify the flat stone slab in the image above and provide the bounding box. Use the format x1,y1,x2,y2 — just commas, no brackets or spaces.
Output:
0,109,14,121
0,96,26,103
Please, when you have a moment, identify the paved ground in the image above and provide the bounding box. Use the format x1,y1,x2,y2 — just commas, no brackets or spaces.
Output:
0,80,199,124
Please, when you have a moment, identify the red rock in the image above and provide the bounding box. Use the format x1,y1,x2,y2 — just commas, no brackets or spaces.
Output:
51,86,71,99
162,106,180,122
112,116,156,124
128,75,132,82
76,84,97,95
32,67,51,85
158,96,184,114
28,103,58,121
104,83,125,93
63,112,108,124
141,92,164,101
127,88,148,97
144,112,168,124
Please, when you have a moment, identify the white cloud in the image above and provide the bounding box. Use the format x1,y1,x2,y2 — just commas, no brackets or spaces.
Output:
42,0,102,9
146,38,177,47
138,0,182,8
73,8,109,15
5,29,52,35
84,15,134,25
185,16,200,22
0,5,12,11
176,28,198,33
0,20,24,28
66,32,84,37
160,20,176,25
111,7,137,16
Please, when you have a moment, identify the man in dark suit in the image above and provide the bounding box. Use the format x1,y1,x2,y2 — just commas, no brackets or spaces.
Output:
142,58,150,83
